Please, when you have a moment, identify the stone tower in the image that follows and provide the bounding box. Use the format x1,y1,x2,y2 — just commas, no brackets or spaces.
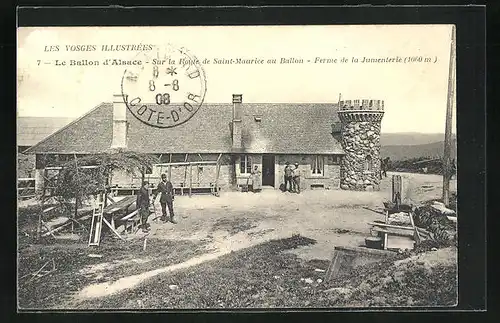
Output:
338,99,385,191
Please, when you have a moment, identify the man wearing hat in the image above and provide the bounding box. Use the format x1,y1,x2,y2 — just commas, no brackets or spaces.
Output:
284,162,294,192
292,162,301,193
136,181,151,233
152,173,177,224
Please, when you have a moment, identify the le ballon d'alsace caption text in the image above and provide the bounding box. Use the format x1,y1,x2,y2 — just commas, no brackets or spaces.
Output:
38,44,439,66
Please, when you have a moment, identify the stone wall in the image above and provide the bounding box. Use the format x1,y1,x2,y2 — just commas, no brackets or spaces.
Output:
339,110,384,191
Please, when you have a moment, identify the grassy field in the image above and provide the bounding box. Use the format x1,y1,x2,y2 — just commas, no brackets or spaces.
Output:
74,235,457,309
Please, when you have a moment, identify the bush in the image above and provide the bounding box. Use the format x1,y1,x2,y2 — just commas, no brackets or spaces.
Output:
53,150,159,206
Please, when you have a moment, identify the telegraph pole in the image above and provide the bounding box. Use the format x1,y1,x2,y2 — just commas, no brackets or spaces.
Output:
443,25,456,207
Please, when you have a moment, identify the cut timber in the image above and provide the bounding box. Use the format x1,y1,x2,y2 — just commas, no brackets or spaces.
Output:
53,233,80,241
409,212,421,243
41,213,93,237
369,222,432,238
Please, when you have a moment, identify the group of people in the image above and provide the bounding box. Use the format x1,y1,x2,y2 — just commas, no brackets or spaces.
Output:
283,162,301,193
136,173,176,233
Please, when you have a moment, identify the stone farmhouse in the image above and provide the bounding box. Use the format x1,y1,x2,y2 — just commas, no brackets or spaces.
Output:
24,94,385,194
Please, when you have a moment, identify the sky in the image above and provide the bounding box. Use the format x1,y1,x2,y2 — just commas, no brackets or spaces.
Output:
17,25,456,134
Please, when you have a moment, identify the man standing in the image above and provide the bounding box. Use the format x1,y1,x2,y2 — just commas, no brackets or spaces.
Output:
136,181,151,233
284,162,294,192
153,173,177,224
292,163,301,193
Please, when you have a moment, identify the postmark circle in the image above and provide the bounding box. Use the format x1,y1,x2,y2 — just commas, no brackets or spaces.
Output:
120,44,207,128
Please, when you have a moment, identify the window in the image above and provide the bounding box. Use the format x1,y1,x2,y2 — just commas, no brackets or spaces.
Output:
240,155,252,174
365,155,373,172
331,155,341,165
311,155,324,176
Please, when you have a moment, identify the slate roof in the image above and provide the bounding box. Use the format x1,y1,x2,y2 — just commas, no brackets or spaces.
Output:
24,103,113,154
25,102,344,155
17,116,75,147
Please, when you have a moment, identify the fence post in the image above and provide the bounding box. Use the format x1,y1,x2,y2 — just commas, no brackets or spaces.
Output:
392,175,402,208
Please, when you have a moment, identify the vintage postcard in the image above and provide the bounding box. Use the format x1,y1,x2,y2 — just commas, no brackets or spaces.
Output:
17,24,457,310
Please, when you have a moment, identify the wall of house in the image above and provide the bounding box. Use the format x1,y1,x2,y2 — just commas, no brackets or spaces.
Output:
235,154,262,186
234,154,342,190
274,154,342,190
110,153,232,190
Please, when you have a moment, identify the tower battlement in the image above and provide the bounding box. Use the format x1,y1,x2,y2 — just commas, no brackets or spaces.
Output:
339,99,384,111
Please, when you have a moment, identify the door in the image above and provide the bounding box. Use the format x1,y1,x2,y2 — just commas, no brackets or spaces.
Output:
262,155,275,186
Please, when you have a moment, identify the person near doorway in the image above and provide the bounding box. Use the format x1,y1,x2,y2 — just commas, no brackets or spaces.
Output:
292,163,301,193
152,173,177,224
284,162,294,192
136,181,151,233
251,165,262,192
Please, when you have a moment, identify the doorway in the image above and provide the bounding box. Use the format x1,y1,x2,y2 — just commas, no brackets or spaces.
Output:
262,155,275,187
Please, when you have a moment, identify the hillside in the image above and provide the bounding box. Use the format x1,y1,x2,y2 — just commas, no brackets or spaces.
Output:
380,132,456,146
380,139,457,161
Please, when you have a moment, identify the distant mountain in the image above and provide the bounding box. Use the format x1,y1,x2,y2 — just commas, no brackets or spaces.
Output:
380,139,457,161
380,132,456,146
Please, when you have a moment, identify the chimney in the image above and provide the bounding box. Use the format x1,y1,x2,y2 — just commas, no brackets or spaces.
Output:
232,94,243,150
111,94,128,148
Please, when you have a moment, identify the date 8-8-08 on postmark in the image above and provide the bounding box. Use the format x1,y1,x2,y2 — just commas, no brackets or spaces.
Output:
121,44,207,128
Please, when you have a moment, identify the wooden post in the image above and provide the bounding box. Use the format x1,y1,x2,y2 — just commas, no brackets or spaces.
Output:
215,162,221,196
73,153,79,233
183,153,189,187
443,25,456,207
189,162,193,197
168,165,172,182
392,175,402,208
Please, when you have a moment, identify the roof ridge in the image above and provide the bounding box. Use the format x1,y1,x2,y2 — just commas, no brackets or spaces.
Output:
23,102,110,154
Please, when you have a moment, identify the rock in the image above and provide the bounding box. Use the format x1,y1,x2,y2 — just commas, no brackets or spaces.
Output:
274,275,280,279
168,284,179,290
431,203,455,215
323,287,352,294
317,279,323,283
365,185,374,192
314,268,326,273
340,184,349,190
364,179,371,185
304,278,314,284
88,254,103,258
